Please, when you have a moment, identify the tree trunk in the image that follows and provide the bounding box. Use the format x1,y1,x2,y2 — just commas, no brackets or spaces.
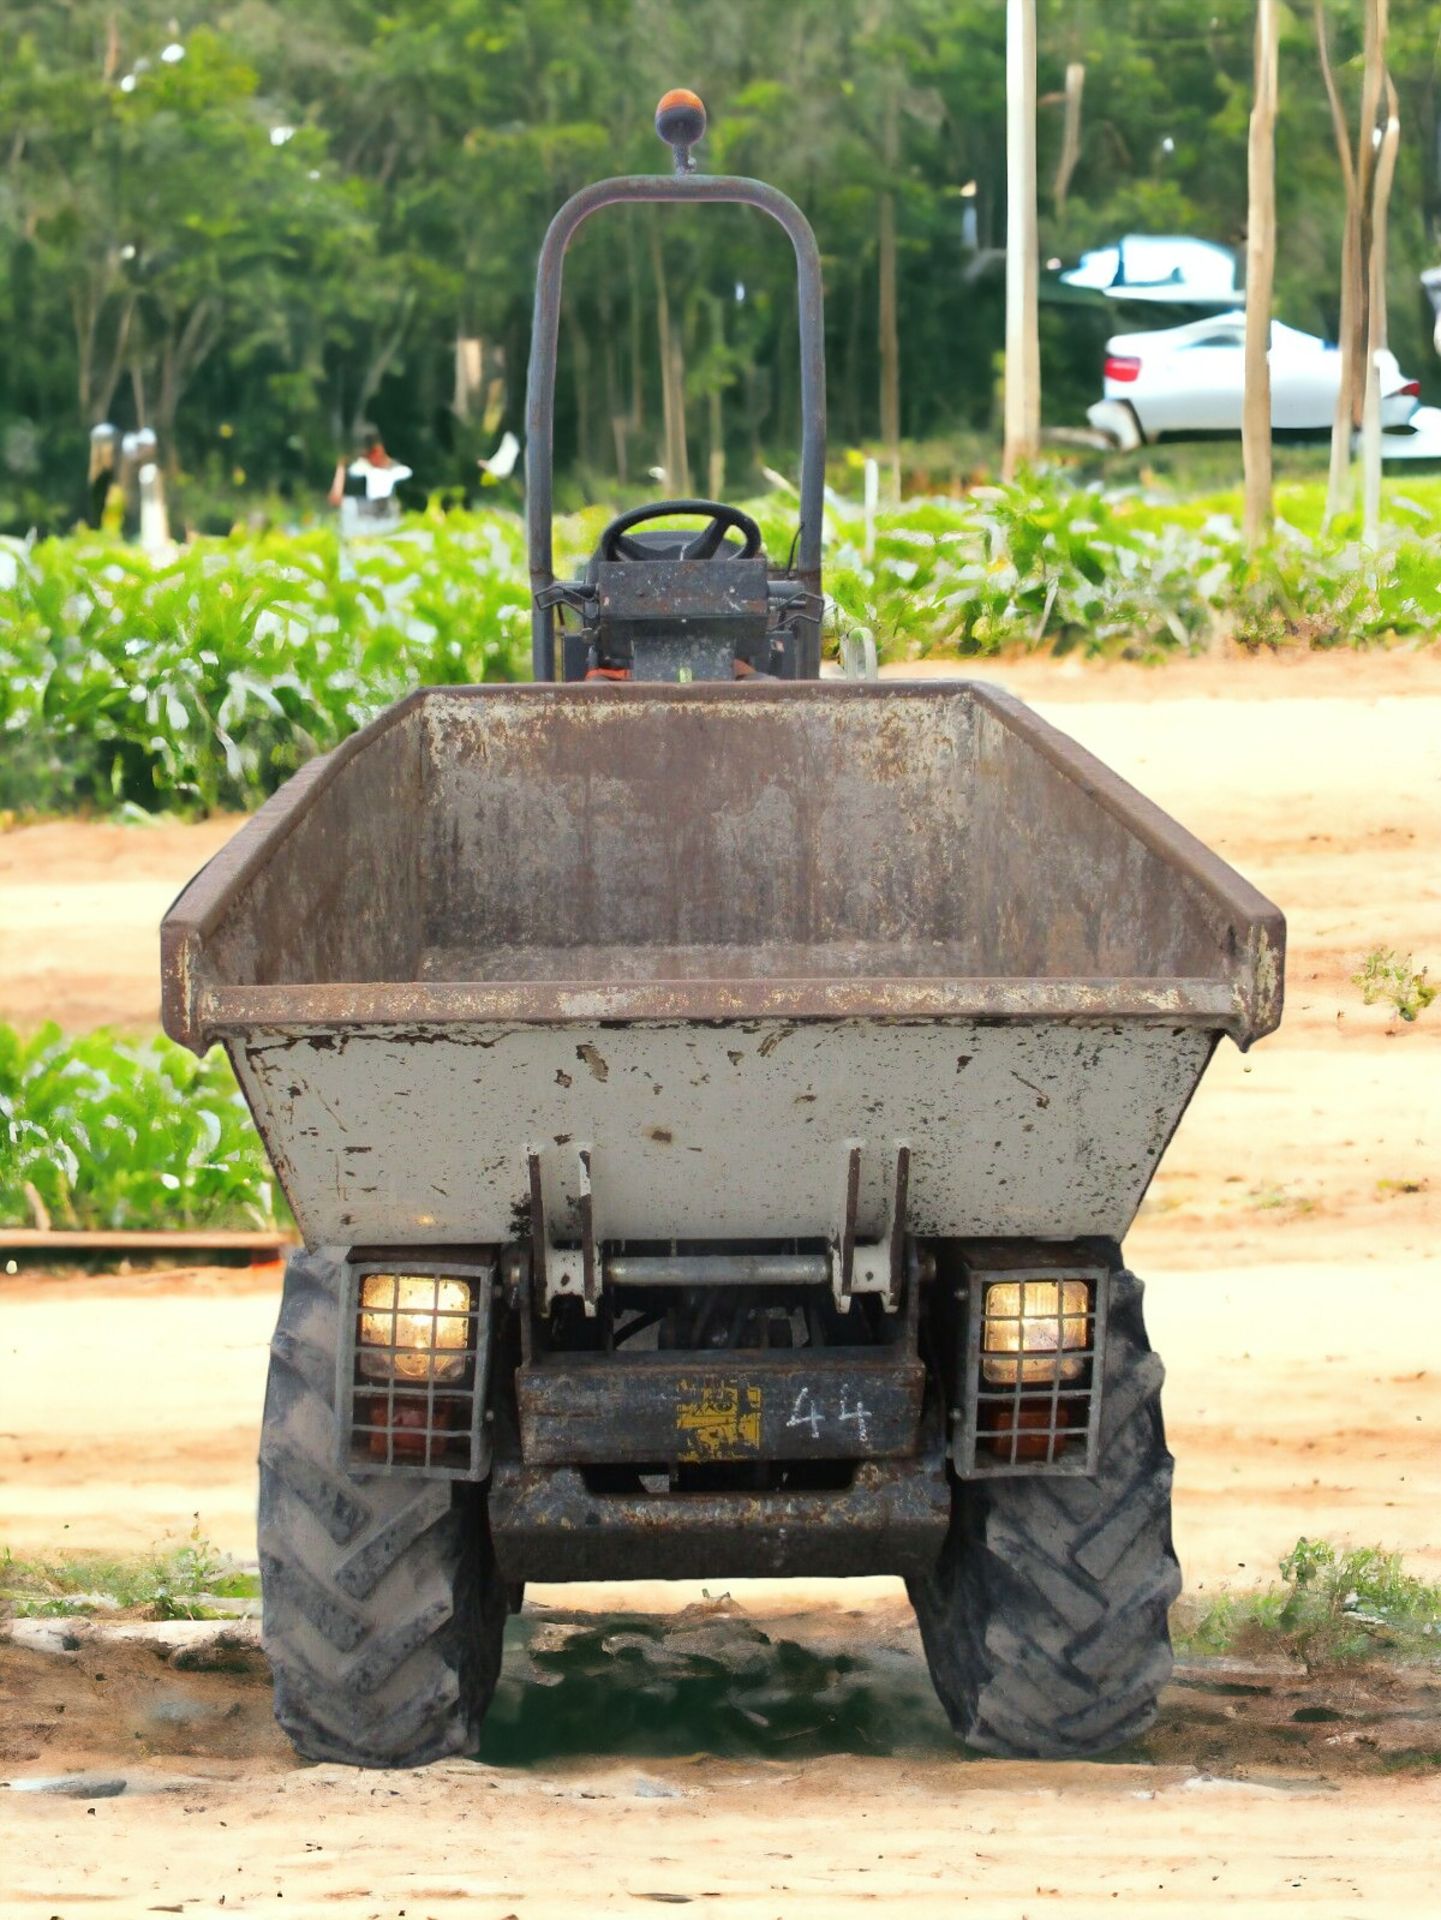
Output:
598,274,625,482
1355,0,1384,353
574,312,594,476
157,298,222,474
707,295,726,500
1054,62,1086,217
650,221,673,483
627,219,644,438
1243,0,1279,551
72,279,135,429
878,83,902,502
669,316,691,496
1003,0,1040,482
650,220,689,492
708,383,724,500
351,291,416,435
844,260,864,446
102,10,120,84
1362,71,1399,546
1316,0,1361,527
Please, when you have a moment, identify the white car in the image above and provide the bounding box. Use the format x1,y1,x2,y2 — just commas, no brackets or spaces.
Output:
1088,311,1420,446
1062,234,1240,306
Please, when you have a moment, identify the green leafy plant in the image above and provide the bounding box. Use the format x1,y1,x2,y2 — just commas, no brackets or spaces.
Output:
1352,948,1437,1023
0,511,533,816
4,479,1439,821
1174,1538,1441,1672
0,1023,284,1230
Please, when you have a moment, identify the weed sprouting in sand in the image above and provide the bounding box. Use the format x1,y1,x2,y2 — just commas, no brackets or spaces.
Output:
1352,948,1436,1023
1,1524,259,1621
1173,1538,1441,1672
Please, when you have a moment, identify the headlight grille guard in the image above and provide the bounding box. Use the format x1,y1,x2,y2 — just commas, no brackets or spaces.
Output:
951,1248,1110,1480
337,1255,496,1481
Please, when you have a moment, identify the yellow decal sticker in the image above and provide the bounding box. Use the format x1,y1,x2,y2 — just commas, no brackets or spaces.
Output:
675,1379,762,1461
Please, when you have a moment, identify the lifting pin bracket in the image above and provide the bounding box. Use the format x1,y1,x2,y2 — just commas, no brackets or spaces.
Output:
530,1146,601,1318
831,1142,910,1314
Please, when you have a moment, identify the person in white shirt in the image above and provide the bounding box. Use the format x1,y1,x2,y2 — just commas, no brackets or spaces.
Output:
328,424,413,535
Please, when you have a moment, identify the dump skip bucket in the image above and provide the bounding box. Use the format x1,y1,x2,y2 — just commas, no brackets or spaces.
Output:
162,681,1283,1251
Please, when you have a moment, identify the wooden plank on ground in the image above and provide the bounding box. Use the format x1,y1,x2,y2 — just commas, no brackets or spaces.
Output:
0,1228,297,1252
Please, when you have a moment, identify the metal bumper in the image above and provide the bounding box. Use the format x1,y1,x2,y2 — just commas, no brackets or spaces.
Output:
516,1351,925,1468
487,1451,951,1582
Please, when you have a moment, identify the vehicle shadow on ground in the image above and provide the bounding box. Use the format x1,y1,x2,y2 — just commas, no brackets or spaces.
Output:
475,1605,960,1766
476,1604,1441,1775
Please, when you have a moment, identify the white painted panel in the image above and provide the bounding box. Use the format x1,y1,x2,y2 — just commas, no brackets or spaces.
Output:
234,1019,1213,1250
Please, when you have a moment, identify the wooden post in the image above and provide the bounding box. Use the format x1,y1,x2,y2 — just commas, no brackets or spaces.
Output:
1243,0,1279,551
1003,0,1040,482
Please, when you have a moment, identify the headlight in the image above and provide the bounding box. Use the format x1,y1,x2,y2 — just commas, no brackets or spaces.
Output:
357,1273,473,1383
981,1279,1090,1386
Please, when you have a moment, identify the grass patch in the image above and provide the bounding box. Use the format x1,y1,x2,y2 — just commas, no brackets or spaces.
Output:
1,1526,259,1621
1174,1538,1441,1673
1245,1184,1317,1214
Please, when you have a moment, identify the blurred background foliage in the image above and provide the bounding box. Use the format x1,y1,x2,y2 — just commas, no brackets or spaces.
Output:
1,0,1439,534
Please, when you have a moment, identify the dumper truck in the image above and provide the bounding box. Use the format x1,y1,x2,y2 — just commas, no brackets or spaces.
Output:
161,90,1285,1767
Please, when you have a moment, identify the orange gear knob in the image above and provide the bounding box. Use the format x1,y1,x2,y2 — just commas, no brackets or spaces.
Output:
655,88,707,156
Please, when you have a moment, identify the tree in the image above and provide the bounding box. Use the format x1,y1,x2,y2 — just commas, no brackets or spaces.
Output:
1243,0,1279,550
1315,1,1403,539
1003,0,1040,481
1,0,1438,529
1360,6,1400,545
878,73,903,500
1315,0,1365,525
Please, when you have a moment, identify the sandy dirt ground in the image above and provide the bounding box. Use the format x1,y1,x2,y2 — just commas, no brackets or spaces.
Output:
2,648,1439,1912
3,1603,1440,1918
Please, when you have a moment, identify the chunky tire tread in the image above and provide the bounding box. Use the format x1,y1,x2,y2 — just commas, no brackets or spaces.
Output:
909,1268,1181,1760
258,1246,507,1768
268,1325,340,1402
334,1483,455,1601
259,1438,373,1546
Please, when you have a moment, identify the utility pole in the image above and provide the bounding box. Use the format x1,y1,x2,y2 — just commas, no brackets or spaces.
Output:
1003,0,1040,482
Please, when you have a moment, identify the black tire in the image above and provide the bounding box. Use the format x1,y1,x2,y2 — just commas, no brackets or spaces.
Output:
257,1246,507,1767
908,1268,1181,1759
1121,400,1149,448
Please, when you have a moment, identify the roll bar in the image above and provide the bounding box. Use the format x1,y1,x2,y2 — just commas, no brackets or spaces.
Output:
524,98,827,681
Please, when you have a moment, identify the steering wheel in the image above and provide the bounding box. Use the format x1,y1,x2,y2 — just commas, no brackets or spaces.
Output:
600,499,763,563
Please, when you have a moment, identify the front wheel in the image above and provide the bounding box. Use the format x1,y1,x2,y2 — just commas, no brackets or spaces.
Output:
908,1268,1181,1758
257,1247,508,1767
